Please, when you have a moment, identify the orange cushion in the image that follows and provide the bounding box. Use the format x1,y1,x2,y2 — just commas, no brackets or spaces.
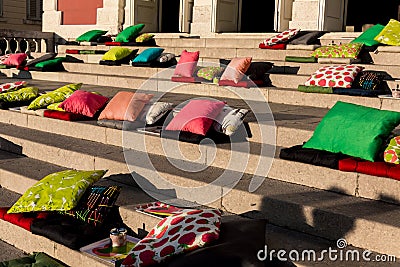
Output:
220,57,252,83
98,91,154,121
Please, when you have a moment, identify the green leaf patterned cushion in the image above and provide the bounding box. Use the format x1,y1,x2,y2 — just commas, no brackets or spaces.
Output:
0,87,38,102
28,83,82,110
197,66,224,81
374,19,400,46
310,43,364,59
8,170,107,213
136,33,154,43
384,136,400,164
46,102,65,111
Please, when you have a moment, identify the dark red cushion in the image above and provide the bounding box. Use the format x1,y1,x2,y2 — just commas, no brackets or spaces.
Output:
44,110,87,121
66,49,80,54
0,207,48,231
218,79,255,88
258,43,287,50
171,76,205,83
339,158,400,181
105,42,122,46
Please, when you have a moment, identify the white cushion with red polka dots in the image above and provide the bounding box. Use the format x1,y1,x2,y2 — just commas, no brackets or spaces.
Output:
304,65,364,88
261,29,300,46
121,209,221,267
0,81,27,92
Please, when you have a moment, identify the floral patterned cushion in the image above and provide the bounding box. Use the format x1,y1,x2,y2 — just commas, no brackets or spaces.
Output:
121,209,221,267
384,136,400,164
374,19,400,46
304,65,364,88
0,81,27,93
310,43,363,59
261,29,300,46
136,33,155,43
196,66,224,81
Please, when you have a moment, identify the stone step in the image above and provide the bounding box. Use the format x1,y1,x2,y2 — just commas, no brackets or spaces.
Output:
0,148,399,259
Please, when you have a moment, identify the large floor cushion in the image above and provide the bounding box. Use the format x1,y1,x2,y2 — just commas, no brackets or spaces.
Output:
339,158,400,181
0,207,47,231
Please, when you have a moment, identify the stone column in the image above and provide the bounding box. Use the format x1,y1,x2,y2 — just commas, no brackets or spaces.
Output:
289,0,320,30
190,0,214,36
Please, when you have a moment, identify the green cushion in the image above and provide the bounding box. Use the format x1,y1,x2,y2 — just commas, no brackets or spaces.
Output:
310,43,364,59
303,101,400,161
0,87,38,102
46,102,64,111
297,85,333,94
136,33,154,43
102,47,133,61
28,83,82,110
351,24,385,46
197,66,224,81
34,57,66,69
115,24,145,42
374,19,400,46
8,169,107,213
0,252,66,267
76,30,107,42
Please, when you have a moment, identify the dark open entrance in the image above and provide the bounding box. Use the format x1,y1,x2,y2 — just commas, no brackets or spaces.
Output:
160,0,180,32
240,0,275,32
346,0,400,31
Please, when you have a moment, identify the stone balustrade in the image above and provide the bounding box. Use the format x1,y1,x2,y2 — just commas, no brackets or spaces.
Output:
0,29,54,55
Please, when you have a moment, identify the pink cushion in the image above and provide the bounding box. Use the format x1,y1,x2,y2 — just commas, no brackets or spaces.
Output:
173,50,200,77
3,53,27,66
220,57,252,83
165,99,225,135
98,91,154,121
171,76,205,83
59,90,109,117
218,79,255,88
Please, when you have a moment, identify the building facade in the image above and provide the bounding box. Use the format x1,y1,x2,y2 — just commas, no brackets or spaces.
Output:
0,0,42,31
43,0,399,39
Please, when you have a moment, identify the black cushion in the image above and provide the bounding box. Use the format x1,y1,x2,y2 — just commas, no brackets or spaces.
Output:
26,53,57,67
288,31,326,45
245,62,274,81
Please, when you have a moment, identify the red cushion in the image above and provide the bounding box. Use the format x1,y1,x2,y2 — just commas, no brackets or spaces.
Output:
171,76,204,83
105,42,122,46
218,79,255,88
2,53,27,66
59,90,109,118
339,158,400,181
44,110,87,121
173,50,200,77
258,43,287,50
0,207,48,231
66,49,80,54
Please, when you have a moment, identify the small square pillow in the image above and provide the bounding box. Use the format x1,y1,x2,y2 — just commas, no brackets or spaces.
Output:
310,43,363,59
138,101,174,125
132,48,165,63
374,19,400,46
165,99,225,136
121,209,221,267
2,53,27,66
303,101,400,162
7,170,107,213
62,185,121,226
28,83,82,110
157,53,176,63
102,47,134,61
352,71,383,90
197,66,224,81
213,106,249,136
34,57,66,70
60,90,109,117
0,81,27,92
351,24,385,46
220,57,252,83
116,24,145,42
261,29,300,46
98,91,153,121
173,50,200,77
384,136,400,164
304,65,364,88
136,33,155,43
76,30,108,42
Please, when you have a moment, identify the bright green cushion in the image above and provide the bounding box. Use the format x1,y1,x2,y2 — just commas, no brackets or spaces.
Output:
115,24,145,42
374,19,400,46
102,47,133,61
351,24,385,46
8,170,107,213
46,102,64,111
0,87,38,102
35,57,66,69
303,101,400,161
310,43,363,59
76,30,107,42
28,83,82,110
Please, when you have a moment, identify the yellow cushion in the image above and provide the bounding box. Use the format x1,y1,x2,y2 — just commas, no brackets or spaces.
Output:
374,19,400,46
102,47,133,61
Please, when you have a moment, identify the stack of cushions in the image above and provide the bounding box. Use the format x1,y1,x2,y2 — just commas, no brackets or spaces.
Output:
0,86,39,109
259,29,300,49
121,209,221,267
131,47,165,67
310,43,364,59
76,30,108,42
171,50,201,83
351,24,385,47
21,56,66,72
302,101,400,162
374,19,400,46
0,207,48,231
100,47,138,66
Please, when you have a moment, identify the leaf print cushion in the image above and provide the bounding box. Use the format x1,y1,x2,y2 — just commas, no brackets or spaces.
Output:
304,65,364,88
374,19,400,46
28,83,82,110
310,43,364,59
121,209,221,267
7,170,107,213
384,136,400,164
0,87,39,103
196,66,224,81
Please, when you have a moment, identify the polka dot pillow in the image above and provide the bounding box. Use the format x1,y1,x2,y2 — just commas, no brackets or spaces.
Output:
0,81,27,92
261,29,300,46
384,136,400,164
304,65,364,88
121,209,221,267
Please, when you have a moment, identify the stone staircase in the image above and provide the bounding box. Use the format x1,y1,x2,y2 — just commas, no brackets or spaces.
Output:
0,35,399,266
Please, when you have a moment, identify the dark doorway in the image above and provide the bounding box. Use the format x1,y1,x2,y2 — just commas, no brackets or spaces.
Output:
346,0,400,31
241,0,275,32
160,0,180,32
